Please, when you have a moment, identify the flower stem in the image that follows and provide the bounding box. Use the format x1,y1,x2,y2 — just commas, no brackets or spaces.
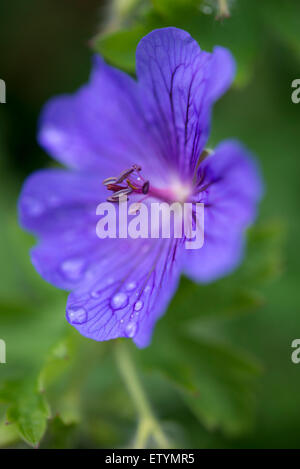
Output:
217,0,230,19
114,339,170,449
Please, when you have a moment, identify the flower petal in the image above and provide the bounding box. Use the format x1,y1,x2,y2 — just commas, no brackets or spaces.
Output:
38,56,165,178
18,169,106,289
184,140,263,282
18,169,104,236
66,238,183,347
136,27,235,177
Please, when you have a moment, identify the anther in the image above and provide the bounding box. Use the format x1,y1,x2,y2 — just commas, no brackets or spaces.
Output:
112,188,133,199
142,181,150,194
103,177,117,186
116,168,134,183
103,164,149,202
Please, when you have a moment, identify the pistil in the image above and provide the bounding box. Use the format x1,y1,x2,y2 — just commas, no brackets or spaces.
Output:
103,164,192,204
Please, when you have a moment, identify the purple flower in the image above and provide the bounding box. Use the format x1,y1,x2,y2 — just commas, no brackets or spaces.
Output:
18,28,262,347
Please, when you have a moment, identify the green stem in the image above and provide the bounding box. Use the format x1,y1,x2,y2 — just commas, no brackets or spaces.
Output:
134,419,151,449
114,340,170,449
217,0,230,18
103,0,141,34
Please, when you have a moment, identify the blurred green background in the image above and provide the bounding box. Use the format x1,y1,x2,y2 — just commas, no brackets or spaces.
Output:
0,0,299,449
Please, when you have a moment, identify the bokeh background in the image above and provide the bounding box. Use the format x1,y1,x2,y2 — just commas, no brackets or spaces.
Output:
0,0,299,449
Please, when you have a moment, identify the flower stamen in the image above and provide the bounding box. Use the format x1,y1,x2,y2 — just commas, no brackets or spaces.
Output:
103,164,150,202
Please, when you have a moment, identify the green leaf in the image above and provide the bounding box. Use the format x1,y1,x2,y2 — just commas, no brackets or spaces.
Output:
44,415,78,449
259,0,300,58
137,219,283,436
95,26,145,74
169,220,284,324
94,0,261,87
140,328,261,437
0,419,19,448
0,380,51,447
179,336,261,436
0,326,78,446
38,335,76,393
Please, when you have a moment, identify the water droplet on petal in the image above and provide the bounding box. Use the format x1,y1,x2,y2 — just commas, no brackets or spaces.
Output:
67,306,87,324
134,300,143,312
23,197,44,217
125,321,138,338
111,292,128,310
91,289,101,299
144,285,151,293
106,276,114,285
60,258,85,281
44,127,65,146
126,281,136,291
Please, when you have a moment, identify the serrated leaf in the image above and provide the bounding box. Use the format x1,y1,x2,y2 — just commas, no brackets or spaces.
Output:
0,380,51,447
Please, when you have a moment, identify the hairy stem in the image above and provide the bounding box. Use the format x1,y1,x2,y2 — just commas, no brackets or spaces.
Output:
114,339,170,449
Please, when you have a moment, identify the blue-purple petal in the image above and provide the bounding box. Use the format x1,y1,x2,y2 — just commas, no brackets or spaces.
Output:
38,57,165,178
184,140,263,282
66,238,183,347
136,27,235,176
18,28,263,347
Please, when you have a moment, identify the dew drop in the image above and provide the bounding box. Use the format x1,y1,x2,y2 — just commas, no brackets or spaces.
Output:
126,281,136,291
134,300,143,312
111,292,128,310
23,196,44,217
90,289,101,299
60,258,85,281
103,276,114,288
125,321,138,338
67,306,87,324
44,127,65,145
